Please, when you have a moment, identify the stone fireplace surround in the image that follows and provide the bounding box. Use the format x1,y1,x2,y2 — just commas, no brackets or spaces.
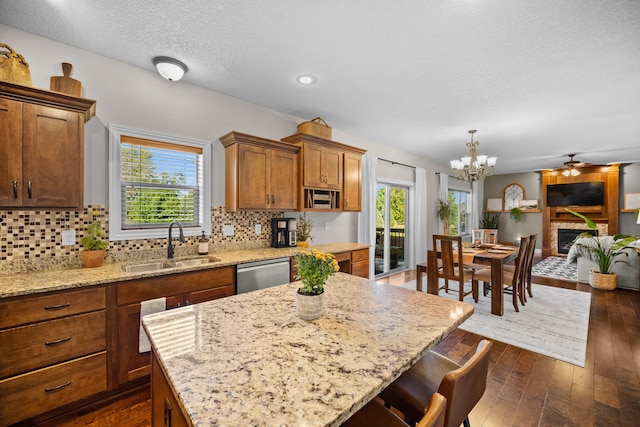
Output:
550,222,608,256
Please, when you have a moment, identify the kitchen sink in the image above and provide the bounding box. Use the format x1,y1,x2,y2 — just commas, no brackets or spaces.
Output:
122,256,221,273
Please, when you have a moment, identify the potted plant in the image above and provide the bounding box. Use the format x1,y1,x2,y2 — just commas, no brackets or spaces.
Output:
294,250,339,320
566,208,639,289
436,198,453,235
480,211,501,229
80,220,108,268
297,213,313,247
509,207,523,223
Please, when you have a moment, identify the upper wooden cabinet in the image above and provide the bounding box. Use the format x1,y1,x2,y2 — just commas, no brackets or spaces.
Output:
0,82,96,209
281,133,366,212
220,131,300,211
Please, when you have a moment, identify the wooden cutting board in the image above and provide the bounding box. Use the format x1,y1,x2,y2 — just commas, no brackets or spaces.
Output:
50,62,82,96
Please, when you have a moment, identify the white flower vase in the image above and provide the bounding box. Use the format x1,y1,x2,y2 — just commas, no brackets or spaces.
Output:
296,292,324,320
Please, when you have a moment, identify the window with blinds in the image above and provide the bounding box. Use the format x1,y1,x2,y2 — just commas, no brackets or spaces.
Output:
108,125,212,241
120,136,202,229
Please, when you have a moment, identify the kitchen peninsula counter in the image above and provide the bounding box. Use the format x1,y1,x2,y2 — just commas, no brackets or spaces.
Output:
143,273,473,426
0,242,369,299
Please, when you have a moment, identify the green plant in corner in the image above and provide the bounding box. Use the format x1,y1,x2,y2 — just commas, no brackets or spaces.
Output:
436,198,453,235
566,208,639,274
297,213,313,242
81,220,108,251
509,207,523,223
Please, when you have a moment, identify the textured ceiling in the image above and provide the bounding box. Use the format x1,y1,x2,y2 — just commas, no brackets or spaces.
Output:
2,0,639,174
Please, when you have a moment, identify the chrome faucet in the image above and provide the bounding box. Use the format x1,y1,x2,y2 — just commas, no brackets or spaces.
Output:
167,221,185,259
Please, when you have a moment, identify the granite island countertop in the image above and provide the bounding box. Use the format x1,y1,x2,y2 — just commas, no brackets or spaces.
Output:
142,273,474,427
0,242,369,299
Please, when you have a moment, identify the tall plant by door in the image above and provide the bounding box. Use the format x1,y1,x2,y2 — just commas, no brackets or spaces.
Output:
436,198,453,235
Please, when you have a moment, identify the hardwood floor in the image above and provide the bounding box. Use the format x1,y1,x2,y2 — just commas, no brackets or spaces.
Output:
56,263,639,427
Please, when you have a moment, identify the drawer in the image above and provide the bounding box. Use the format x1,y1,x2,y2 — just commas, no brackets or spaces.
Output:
332,251,351,262
351,248,369,263
0,287,106,329
188,284,236,305
0,352,107,426
351,261,370,278
0,311,106,379
118,266,235,305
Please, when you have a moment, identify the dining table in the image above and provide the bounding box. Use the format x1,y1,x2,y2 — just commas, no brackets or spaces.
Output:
418,245,519,316
142,272,473,426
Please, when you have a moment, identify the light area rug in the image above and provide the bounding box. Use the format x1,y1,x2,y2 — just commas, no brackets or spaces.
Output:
396,280,591,367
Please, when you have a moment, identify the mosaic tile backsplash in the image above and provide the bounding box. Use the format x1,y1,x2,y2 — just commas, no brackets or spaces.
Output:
0,205,283,274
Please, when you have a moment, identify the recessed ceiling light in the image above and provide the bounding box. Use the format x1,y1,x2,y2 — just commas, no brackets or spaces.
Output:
296,74,316,85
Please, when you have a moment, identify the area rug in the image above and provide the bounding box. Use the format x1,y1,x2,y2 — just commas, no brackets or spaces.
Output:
531,256,577,281
398,280,590,367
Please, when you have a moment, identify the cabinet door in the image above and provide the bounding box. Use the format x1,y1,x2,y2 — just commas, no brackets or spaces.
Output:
324,147,343,189
343,152,362,211
237,144,269,209
302,143,324,187
151,352,189,427
0,98,23,207
22,104,82,208
270,149,298,210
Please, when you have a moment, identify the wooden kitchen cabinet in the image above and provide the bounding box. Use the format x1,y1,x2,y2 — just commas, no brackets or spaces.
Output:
220,131,299,211
113,266,235,386
281,133,366,211
343,151,363,211
290,247,370,281
0,287,107,426
0,81,96,209
151,351,190,427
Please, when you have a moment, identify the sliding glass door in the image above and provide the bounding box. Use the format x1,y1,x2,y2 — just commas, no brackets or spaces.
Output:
375,183,408,276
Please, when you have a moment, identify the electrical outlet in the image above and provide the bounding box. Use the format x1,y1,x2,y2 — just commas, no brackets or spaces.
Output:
62,229,76,246
223,225,235,236
324,222,330,230
255,223,262,234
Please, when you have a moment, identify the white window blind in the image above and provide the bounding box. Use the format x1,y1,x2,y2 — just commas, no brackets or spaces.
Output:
108,124,212,241
120,135,202,229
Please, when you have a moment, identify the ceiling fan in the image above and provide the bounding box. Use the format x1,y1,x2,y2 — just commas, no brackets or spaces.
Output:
561,154,589,176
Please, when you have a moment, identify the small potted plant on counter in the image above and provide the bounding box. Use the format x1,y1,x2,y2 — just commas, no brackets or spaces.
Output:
297,213,313,247
294,250,339,320
81,220,108,268
566,208,639,289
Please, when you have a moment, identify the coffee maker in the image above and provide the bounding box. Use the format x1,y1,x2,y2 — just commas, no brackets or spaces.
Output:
271,218,297,248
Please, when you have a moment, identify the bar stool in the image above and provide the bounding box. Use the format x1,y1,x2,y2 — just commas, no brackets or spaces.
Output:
342,393,446,427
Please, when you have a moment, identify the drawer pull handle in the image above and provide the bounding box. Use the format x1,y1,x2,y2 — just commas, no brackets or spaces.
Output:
13,181,18,198
44,302,71,310
27,181,32,198
45,380,71,393
45,336,71,346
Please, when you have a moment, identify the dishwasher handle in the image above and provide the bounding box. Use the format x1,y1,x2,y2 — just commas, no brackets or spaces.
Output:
237,261,290,274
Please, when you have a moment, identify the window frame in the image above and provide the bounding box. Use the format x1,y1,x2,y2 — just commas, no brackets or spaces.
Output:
108,124,212,241
448,188,472,237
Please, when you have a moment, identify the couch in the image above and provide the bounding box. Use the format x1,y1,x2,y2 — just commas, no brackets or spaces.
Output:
567,236,640,290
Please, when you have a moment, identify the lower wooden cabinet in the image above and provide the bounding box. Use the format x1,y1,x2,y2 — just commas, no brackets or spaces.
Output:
290,248,370,281
113,266,235,386
151,351,189,427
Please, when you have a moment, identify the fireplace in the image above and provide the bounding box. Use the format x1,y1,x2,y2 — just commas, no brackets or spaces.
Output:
557,228,598,255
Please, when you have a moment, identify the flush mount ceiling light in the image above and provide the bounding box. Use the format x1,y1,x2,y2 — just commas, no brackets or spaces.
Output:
152,56,188,81
449,130,497,182
296,74,316,85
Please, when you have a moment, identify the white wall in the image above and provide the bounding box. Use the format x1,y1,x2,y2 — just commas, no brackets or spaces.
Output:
2,24,451,244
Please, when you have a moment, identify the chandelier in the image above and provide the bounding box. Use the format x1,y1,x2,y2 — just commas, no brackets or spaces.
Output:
449,130,497,182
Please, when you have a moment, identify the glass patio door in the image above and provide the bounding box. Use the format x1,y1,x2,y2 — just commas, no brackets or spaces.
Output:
375,183,408,276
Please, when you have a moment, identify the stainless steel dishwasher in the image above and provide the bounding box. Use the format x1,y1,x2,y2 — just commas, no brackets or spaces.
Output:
236,257,291,294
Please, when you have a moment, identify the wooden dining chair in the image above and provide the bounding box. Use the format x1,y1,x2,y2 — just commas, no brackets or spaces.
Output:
379,340,493,427
500,234,537,305
483,229,498,245
433,234,478,302
342,393,447,427
477,235,529,312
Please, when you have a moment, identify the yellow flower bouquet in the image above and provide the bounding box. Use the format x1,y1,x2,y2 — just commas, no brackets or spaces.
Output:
295,250,340,295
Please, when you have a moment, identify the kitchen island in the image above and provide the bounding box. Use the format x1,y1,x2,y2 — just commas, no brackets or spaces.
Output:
143,273,473,426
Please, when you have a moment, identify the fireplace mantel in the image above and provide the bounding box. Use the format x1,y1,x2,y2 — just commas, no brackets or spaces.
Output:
541,164,620,257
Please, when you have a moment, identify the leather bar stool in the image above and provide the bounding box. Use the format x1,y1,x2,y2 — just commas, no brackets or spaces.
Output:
342,393,446,427
379,340,492,427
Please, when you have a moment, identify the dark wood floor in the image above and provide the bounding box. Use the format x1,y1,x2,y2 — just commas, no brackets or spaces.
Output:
58,262,640,427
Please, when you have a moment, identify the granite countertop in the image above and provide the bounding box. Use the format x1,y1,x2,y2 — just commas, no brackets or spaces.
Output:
0,242,369,299
142,273,474,427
